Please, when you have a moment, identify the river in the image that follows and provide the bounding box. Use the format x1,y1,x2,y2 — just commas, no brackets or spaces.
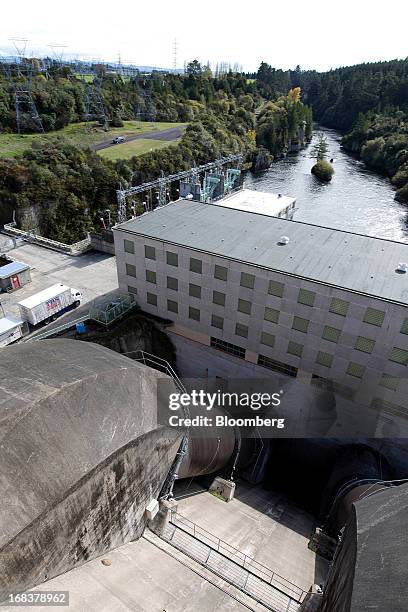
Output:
246,128,408,243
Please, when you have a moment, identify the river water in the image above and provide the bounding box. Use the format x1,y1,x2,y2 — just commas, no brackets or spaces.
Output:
246,128,408,243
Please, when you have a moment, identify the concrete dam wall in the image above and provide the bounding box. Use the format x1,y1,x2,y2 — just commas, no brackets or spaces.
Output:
0,340,182,601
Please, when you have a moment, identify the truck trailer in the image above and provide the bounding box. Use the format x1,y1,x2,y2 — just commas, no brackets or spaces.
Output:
17,284,83,327
0,317,29,348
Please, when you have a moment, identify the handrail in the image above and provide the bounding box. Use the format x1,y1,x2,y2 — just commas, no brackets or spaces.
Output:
170,510,306,603
25,315,89,342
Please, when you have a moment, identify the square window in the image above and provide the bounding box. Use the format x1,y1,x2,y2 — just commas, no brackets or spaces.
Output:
167,299,178,314
347,362,366,378
144,245,156,260
389,347,408,366
261,331,275,347
147,292,157,306
124,239,135,254
213,290,226,307
190,257,202,274
316,351,333,368
298,288,316,307
127,285,137,294
322,326,341,343
400,319,408,335
268,279,284,298
287,341,303,357
240,272,255,289
214,264,228,281
145,270,156,284
166,251,178,267
189,283,201,299
238,298,251,315
292,316,309,333
211,314,224,330
379,374,399,391
264,307,280,323
167,276,178,291
355,336,375,354
236,323,249,338
126,263,136,278
189,306,200,321
258,355,298,377
363,307,385,327
329,297,349,317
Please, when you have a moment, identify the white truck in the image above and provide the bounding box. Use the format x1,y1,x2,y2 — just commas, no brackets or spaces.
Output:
17,284,83,327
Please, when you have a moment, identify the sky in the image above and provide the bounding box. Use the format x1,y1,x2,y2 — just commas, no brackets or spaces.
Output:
1,0,407,72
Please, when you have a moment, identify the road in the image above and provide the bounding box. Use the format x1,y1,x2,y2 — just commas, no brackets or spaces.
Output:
93,125,186,151
0,241,118,322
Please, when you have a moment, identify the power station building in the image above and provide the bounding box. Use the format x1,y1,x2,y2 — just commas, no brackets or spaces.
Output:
113,196,408,417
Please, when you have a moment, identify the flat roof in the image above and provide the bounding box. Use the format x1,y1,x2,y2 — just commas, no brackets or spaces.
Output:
115,200,408,305
212,188,295,216
18,284,69,309
0,316,24,334
0,261,29,279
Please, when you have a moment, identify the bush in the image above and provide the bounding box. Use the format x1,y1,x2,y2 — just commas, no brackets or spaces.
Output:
395,182,408,203
311,159,334,182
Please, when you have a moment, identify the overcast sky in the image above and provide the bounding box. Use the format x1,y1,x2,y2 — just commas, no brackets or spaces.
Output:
1,0,407,71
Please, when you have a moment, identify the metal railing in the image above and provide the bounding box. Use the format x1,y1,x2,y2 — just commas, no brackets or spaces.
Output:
127,349,186,393
169,510,306,606
3,222,91,255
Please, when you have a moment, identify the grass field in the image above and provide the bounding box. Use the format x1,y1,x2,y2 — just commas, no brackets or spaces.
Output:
0,121,186,159
98,138,179,160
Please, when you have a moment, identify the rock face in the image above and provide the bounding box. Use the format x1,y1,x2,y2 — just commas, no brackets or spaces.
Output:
251,147,273,173
0,339,181,601
311,160,334,182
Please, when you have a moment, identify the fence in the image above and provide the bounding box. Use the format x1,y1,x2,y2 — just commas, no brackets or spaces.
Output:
3,222,92,255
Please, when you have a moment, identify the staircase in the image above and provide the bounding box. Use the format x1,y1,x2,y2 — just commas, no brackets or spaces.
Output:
160,510,306,612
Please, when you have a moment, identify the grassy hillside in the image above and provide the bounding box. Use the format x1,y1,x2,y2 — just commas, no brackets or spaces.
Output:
99,138,180,160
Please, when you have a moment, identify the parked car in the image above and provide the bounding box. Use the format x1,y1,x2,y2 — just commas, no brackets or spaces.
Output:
112,136,125,144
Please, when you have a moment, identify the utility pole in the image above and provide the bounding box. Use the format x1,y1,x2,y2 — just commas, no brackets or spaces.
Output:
173,39,178,71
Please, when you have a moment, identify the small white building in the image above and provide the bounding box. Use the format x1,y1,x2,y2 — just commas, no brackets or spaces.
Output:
0,317,28,348
212,188,296,220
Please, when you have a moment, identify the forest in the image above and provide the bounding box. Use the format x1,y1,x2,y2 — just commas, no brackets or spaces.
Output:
0,61,312,241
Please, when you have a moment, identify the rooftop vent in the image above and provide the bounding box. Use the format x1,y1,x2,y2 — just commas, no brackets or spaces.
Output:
278,236,290,245
396,262,408,274
186,193,194,200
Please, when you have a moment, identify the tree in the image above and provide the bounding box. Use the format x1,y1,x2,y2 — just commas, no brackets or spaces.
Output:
186,60,202,77
310,133,329,161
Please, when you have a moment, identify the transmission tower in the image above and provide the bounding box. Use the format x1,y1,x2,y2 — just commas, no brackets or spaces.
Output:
173,39,178,71
9,39,44,134
84,78,108,130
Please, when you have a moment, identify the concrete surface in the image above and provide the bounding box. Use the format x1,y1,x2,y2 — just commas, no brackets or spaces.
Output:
0,241,117,320
0,340,181,600
177,483,328,592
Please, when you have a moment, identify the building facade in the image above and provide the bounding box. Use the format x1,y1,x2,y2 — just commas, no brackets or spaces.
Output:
113,199,408,420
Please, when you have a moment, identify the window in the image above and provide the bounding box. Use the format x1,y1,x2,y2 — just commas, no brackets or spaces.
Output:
389,347,408,366
124,239,135,254
211,337,245,359
238,298,251,315
190,257,202,274
298,288,316,307
126,263,136,278
400,319,408,335
189,306,200,321
240,272,255,289
316,351,333,368
379,374,399,391
213,290,226,307
292,316,309,333
258,355,298,378
189,283,201,299
264,307,280,324
167,276,178,291
268,279,284,297
287,341,303,358
355,336,375,354
144,245,156,260
261,331,275,347
167,299,178,314
166,251,178,267
211,315,224,330
147,292,157,306
329,297,349,317
145,270,156,284
346,362,366,378
127,285,137,294
214,264,228,281
363,307,385,327
371,397,406,418
322,325,341,343
236,323,249,338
